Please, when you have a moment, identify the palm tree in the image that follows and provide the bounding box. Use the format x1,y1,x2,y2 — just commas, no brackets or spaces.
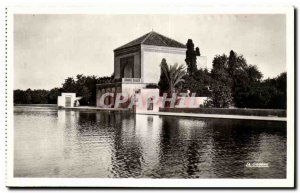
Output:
160,62,186,94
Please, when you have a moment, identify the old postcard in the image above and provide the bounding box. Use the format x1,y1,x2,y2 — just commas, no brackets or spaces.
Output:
5,5,294,188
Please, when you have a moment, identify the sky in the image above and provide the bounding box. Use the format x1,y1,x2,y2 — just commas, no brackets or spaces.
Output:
14,14,286,90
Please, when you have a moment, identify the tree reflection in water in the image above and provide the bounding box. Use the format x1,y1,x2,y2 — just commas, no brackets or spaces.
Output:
14,108,286,178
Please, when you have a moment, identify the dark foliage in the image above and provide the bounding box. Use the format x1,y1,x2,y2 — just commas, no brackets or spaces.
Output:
246,72,286,109
159,48,287,109
208,50,286,109
210,54,233,108
185,39,200,75
180,69,211,97
98,76,114,84
61,74,113,106
14,88,62,104
48,88,61,104
146,83,159,89
14,75,113,105
158,58,169,95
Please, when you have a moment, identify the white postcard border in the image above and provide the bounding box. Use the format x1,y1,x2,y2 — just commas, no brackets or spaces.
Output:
6,5,295,188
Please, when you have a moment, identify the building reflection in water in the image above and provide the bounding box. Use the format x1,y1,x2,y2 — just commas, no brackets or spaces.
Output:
15,108,287,178
134,115,162,177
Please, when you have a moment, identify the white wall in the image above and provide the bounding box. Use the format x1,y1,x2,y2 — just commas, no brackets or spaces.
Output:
141,46,208,84
135,88,160,113
141,45,186,84
121,83,146,96
57,93,77,107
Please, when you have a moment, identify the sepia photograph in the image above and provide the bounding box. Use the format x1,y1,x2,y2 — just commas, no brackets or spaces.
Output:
5,6,294,188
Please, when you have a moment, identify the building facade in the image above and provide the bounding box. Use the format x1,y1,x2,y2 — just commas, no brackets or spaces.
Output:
96,31,207,109
58,93,82,108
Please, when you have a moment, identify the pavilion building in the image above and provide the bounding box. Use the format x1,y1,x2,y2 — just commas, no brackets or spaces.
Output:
96,31,207,109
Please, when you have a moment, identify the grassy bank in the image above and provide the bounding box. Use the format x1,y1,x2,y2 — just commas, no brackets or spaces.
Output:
159,108,286,117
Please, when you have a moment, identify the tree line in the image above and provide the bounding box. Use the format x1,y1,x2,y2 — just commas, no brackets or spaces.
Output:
14,74,113,105
208,51,286,109
158,39,286,109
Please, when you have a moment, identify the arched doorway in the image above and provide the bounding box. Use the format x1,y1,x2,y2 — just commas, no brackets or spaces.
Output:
123,63,133,78
120,56,134,78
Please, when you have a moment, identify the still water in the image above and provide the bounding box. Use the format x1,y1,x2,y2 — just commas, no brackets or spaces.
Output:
14,107,286,178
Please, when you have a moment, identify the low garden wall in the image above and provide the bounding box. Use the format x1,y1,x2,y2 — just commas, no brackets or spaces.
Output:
159,107,287,117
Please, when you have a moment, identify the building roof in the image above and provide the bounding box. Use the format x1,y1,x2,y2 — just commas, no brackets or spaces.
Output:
114,31,186,51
